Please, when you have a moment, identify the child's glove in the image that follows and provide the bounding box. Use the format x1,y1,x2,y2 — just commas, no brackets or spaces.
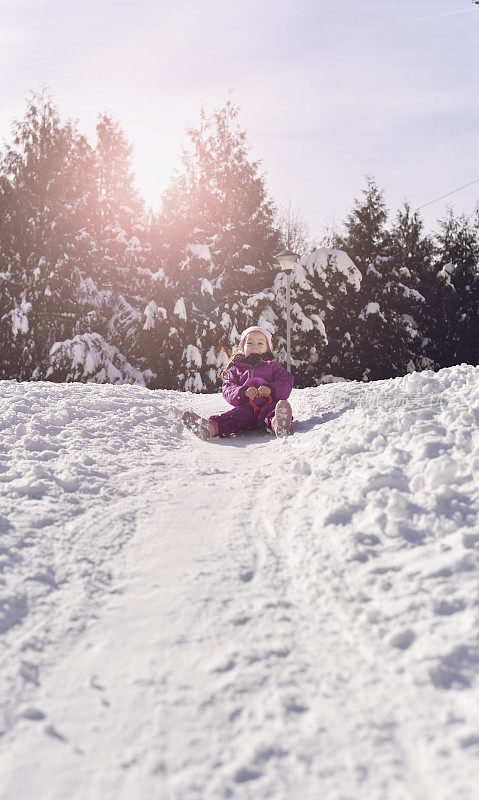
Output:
257,385,271,397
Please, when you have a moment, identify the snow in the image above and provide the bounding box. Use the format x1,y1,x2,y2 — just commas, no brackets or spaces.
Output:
184,371,204,392
229,324,239,345
367,262,384,278
47,333,149,385
108,223,128,244
402,313,420,339
438,263,454,286
143,301,166,331
317,374,350,383
359,301,386,321
185,344,202,368
187,243,212,261
201,278,214,295
206,346,228,370
173,297,187,320
127,235,141,250
0,364,479,800
300,247,362,291
220,312,231,330
10,296,32,336
399,285,425,302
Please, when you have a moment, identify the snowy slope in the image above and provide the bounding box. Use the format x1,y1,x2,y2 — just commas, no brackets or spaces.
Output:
0,366,478,800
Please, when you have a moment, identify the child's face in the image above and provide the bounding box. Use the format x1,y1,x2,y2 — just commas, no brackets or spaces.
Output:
243,332,268,356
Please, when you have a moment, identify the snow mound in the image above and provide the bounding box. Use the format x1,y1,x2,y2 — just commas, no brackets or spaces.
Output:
0,363,478,800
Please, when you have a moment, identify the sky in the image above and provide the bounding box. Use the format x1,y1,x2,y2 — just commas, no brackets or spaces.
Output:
1,0,478,238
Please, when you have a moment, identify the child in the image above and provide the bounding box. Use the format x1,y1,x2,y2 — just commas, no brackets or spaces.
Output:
181,326,294,440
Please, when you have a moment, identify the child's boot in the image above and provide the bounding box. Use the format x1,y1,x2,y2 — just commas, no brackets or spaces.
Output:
271,400,293,437
181,411,219,441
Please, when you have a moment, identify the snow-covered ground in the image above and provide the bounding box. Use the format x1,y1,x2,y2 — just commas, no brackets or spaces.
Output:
1,365,478,800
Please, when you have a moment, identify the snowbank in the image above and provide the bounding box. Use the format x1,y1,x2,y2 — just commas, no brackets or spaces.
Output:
0,364,478,800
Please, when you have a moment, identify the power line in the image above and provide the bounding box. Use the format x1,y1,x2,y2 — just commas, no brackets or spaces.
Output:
414,8,474,22
415,178,479,211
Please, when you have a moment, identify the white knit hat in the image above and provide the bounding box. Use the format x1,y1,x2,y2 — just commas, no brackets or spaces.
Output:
238,326,273,352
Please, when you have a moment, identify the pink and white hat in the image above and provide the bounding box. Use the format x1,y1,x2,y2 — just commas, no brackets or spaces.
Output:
238,326,273,352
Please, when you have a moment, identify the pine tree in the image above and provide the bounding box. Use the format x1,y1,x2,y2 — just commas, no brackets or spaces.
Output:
434,206,479,367
335,177,438,381
0,163,22,378
94,113,144,289
0,91,163,385
92,114,150,345
156,94,281,391
334,176,389,379
340,175,388,274
379,201,438,373
266,247,362,387
0,89,97,379
70,113,164,385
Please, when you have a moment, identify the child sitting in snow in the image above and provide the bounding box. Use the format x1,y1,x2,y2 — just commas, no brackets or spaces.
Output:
181,326,294,440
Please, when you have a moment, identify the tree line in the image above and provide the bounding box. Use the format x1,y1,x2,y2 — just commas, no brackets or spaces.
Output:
0,89,478,391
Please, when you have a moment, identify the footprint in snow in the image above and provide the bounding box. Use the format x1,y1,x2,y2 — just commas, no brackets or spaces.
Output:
389,628,416,650
19,661,40,685
283,699,309,714
21,707,45,721
355,532,381,547
429,643,479,690
0,594,28,634
433,597,466,616
233,745,288,783
90,674,105,691
324,503,362,526
229,614,251,626
210,657,236,674
245,647,290,664
292,460,312,476
44,723,68,743
459,733,479,749
233,766,262,783
463,530,479,548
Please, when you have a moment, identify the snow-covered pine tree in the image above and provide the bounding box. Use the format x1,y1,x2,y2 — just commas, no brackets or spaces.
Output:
434,206,479,368
156,94,281,391
340,176,387,273
265,247,362,387
331,176,388,379
0,89,97,379
382,202,437,372
91,114,157,370
0,160,23,378
0,91,163,385
135,289,173,389
55,112,163,386
45,332,151,385
255,216,362,387
337,176,431,381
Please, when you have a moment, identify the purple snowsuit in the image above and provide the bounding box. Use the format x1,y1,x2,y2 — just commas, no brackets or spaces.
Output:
209,357,294,437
